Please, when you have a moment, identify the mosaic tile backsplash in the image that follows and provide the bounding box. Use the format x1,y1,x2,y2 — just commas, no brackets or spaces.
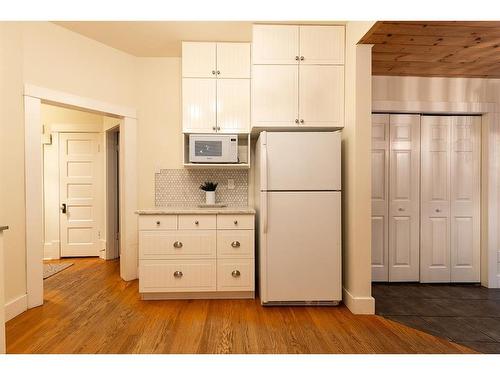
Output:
155,169,249,207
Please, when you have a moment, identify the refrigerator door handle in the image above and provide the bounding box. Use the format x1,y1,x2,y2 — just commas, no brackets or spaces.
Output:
261,132,268,191
262,193,268,233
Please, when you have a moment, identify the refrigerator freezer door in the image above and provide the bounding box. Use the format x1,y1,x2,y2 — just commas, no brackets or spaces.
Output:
264,132,341,191
261,191,341,303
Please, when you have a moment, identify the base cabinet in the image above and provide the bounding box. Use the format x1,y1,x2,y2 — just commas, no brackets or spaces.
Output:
138,213,255,299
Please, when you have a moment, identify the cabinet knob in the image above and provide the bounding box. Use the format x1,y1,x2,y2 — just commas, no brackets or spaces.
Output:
217,126,221,131
231,241,241,248
300,119,304,124
212,70,216,75
295,56,299,61
398,208,404,212
212,126,216,131
234,220,238,225
217,70,220,75
173,271,183,278
173,241,183,248
435,209,441,213
295,119,299,124
231,270,241,278
156,221,161,225
300,56,304,61
195,220,199,225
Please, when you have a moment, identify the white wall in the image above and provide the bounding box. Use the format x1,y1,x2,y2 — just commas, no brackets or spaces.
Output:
373,75,500,287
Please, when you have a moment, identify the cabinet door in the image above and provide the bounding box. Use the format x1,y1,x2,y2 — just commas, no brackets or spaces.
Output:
298,65,344,128
217,79,250,133
182,42,216,78
251,65,299,128
371,114,390,282
252,25,299,64
421,116,451,282
389,114,420,282
216,43,251,78
450,116,480,282
299,26,345,65
182,78,216,133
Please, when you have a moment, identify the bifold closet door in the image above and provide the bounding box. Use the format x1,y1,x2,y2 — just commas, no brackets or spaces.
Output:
371,114,389,281
388,114,420,281
420,116,480,283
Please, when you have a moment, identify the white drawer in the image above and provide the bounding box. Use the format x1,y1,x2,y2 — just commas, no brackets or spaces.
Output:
139,230,216,259
139,215,177,230
178,214,216,230
217,214,254,230
216,258,255,292
139,259,216,292
217,230,254,258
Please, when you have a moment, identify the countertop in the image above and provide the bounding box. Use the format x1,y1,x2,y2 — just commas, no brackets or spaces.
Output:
0,226,8,231
136,206,255,215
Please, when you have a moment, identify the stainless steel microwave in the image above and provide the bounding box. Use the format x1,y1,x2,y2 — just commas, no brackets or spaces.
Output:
189,134,238,163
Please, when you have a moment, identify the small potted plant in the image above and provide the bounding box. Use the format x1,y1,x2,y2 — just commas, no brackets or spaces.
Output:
200,181,218,205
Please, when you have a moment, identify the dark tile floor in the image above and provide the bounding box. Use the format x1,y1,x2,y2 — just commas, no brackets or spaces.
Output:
373,283,500,354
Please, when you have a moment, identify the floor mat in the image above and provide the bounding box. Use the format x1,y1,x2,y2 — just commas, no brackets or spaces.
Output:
43,262,74,279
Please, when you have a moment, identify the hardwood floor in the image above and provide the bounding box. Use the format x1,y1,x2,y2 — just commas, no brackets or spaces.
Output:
6,258,476,354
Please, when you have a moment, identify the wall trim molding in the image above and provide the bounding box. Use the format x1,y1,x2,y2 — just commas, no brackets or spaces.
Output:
343,287,375,315
43,241,60,260
25,84,137,119
5,294,27,322
373,100,498,115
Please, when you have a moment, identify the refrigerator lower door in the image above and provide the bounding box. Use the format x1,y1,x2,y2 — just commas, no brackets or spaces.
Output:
261,191,341,304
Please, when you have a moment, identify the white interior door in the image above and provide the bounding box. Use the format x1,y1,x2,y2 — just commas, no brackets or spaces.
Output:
298,65,344,128
388,114,420,281
182,78,217,133
299,25,345,65
59,133,103,257
263,191,341,302
421,116,452,282
450,116,481,282
216,43,251,78
371,114,389,282
251,65,299,128
216,79,250,133
182,42,216,78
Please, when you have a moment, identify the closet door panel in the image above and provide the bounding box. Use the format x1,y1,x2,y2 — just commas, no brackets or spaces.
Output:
450,116,481,282
421,116,451,282
388,114,420,282
371,114,389,281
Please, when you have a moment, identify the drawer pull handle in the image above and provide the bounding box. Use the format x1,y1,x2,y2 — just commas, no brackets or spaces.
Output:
173,241,183,248
156,221,161,225
195,220,199,225
231,241,241,248
234,220,238,225
231,270,241,278
173,271,183,278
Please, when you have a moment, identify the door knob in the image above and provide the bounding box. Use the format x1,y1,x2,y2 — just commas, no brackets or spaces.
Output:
61,203,67,214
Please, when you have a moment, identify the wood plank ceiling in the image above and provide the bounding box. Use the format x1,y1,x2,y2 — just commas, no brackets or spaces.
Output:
359,21,500,78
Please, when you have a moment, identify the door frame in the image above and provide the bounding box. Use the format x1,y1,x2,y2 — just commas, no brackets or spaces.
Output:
373,99,499,288
24,84,138,309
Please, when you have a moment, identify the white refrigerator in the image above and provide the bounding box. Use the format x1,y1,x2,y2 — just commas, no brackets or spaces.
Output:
255,131,342,305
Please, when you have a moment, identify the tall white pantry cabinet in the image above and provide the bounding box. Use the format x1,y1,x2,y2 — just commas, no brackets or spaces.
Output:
251,25,345,130
371,114,481,283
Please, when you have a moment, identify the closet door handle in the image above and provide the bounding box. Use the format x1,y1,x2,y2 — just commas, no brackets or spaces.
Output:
61,203,67,214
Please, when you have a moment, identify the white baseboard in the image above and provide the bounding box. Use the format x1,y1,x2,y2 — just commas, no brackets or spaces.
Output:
343,287,375,315
44,241,60,260
5,294,28,322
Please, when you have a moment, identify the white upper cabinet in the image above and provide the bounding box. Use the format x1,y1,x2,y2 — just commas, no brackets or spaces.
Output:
251,24,345,130
298,65,344,128
216,43,251,78
299,26,345,65
182,78,216,133
182,41,251,133
252,65,299,128
182,42,217,78
216,79,250,133
252,25,299,65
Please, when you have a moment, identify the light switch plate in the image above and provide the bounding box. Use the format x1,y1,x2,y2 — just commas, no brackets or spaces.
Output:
227,179,235,190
